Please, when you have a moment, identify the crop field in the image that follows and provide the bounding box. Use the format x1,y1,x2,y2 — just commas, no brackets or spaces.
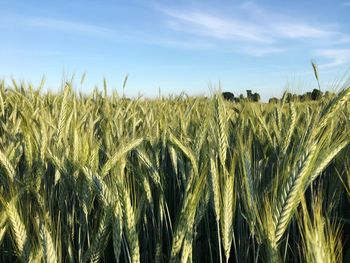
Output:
0,80,350,262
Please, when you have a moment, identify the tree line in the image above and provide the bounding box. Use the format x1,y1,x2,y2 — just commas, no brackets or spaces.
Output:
222,88,335,103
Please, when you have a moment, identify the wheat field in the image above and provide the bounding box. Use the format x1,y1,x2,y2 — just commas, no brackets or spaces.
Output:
0,79,350,262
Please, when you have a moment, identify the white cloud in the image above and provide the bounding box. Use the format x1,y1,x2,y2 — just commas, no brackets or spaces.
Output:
315,49,350,69
161,7,348,43
163,9,273,43
26,17,113,36
240,2,345,41
274,24,336,39
2,12,114,37
157,3,350,59
151,38,215,49
241,46,286,57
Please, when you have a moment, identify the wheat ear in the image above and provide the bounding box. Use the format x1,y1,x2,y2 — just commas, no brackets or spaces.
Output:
40,223,58,263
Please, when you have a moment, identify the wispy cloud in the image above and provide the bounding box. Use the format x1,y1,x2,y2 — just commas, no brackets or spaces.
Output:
151,39,215,49
3,4,350,70
157,2,350,64
241,46,286,57
315,49,350,69
160,6,348,43
273,24,336,39
26,17,113,36
1,12,114,37
162,9,273,44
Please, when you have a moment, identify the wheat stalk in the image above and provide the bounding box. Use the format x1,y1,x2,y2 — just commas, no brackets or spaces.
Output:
282,103,296,154
57,83,70,142
101,138,143,177
316,86,350,135
112,201,123,262
92,173,113,207
220,173,234,262
273,143,316,242
0,87,4,116
168,131,198,176
134,149,161,186
84,209,111,263
0,225,7,246
170,172,205,262
215,94,228,167
209,153,221,222
308,141,349,184
0,150,15,181
40,223,58,263
116,161,140,263
6,201,29,257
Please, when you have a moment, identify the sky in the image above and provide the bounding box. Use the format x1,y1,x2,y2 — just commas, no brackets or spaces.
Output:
1,0,350,100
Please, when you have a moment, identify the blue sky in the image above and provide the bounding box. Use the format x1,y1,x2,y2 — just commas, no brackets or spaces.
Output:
1,0,350,100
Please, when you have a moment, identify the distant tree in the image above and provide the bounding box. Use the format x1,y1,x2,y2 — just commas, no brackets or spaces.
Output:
311,89,322,100
245,90,260,102
222,92,235,101
252,93,260,102
269,97,278,103
246,90,252,100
